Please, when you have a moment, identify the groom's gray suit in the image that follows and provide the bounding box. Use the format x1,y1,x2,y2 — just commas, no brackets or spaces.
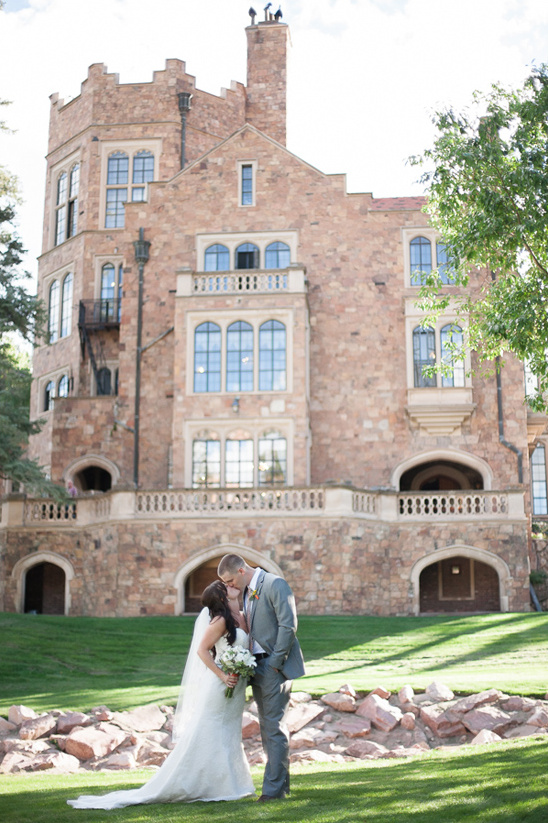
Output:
247,570,305,798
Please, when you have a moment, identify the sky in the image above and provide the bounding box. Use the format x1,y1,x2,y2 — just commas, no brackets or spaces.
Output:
1,0,548,281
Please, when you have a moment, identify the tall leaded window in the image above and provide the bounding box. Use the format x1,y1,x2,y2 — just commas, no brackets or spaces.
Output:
413,326,436,387
100,262,123,321
54,164,78,246
225,433,254,487
105,152,128,228
60,273,73,338
440,324,465,387
55,173,67,245
235,243,259,270
57,374,69,398
192,433,221,488
241,164,253,206
96,367,112,396
259,320,286,391
194,322,221,392
227,321,253,392
265,241,290,269
410,236,432,285
131,150,154,201
48,281,60,343
532,444,548,515
204,244,230,272
44,380,55,411
258,431,287,486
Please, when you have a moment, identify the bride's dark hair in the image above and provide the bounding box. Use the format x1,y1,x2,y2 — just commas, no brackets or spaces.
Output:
201,580,237,645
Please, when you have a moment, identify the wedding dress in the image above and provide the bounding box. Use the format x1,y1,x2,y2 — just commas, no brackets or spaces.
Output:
67,610,255,809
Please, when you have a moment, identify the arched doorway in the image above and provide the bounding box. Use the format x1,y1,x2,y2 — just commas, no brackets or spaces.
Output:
74,465,112,492
24,562,66,614
400,460,484,491
417,554,502,613
174,545,284,614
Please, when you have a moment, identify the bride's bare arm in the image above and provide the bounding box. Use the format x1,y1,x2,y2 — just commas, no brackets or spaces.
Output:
197,616,238,687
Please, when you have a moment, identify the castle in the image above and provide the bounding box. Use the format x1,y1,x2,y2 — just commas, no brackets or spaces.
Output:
0,13,540,617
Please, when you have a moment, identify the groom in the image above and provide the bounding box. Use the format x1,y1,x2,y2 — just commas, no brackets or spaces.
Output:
218,553,305,802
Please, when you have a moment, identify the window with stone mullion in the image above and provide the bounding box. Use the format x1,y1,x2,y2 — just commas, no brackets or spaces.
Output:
225,439,254,487
192,440,221,488
227,321,254,392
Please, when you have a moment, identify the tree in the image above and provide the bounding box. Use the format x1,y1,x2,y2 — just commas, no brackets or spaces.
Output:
0,104,65,499
410,64,548,411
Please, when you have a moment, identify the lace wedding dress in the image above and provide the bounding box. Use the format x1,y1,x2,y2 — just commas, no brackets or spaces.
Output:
67,612,255,809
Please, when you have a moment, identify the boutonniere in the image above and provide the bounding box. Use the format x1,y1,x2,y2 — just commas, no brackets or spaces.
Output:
249,589,259,602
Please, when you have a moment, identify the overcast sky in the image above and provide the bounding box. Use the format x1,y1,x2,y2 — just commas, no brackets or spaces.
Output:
1,0,548,280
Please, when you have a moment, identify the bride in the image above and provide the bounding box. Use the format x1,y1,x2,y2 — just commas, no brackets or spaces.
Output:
67,581,255,809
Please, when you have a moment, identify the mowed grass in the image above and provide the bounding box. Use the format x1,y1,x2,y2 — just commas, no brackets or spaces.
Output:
0,737,547,823
1,611,547,713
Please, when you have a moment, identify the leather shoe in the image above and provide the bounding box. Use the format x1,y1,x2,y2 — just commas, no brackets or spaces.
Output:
257,793,286,802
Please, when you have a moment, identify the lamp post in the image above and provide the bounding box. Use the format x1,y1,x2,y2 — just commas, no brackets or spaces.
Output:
133,228,151,488
178,92,193,169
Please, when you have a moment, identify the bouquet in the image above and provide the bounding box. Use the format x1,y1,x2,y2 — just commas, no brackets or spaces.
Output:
219,644,257,698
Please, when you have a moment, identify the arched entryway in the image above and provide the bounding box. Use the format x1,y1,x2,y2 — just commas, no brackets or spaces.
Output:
419,555,500,613
410,546,510,615
74,465,112,492
393,450,492,492
24,562,66,614
173,545,284,614
12,552,75,615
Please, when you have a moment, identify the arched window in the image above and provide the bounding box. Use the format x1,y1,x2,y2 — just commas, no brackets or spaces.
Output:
235,243,259,270
413,326,436,387
227,321,253,392
204,244,230,272
226,431,254,487
440,324,465,387
105,152,128,228
265,241,290,269
131,150,154,201
55,173,67,245
60,273,73,338
57,374,69,398
194,322,221,392
258,431,287,486
410,236,432,285
532,444,548,515
259,320,286,391
192,431,221,488
48,281,60,342
44,380,55,411
96,367,112,396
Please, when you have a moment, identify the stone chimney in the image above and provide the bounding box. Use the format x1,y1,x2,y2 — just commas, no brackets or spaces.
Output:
245,21,289,145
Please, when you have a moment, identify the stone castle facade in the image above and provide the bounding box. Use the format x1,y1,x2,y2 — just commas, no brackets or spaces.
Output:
0,15,542,617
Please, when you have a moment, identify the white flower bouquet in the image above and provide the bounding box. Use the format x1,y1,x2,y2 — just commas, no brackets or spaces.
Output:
219,644,257,698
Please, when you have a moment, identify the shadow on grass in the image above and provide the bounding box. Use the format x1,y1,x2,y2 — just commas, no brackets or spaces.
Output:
1,739,547,823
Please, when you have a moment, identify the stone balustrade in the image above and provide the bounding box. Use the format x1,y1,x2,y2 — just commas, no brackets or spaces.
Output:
0,486,525,527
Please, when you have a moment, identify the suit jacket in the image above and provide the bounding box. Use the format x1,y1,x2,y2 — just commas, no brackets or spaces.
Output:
247,570,305,680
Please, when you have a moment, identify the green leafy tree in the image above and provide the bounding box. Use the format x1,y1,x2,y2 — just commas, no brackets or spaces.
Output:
411,64,548,411
0,104,65,500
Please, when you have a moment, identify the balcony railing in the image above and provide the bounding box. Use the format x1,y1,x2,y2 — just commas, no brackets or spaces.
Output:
0,486,524,528
192,271,288,294
79,299,121,330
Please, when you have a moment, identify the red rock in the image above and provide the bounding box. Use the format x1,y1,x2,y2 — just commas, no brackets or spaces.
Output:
0,751,35,773
286,701,325,732
401,712,416,730
470,729,502,745
504,724,544,739
8,705,37,726
335,716,371,738
321,692,356,712
242,711,260,739
65,723,127,760
461,706,514,735
356,694,402,731
420,705,467,738
398,685,414,704
289,692,313,704
0,717,17,734
31,751,81,772
452,689,503,713
345,739,388,758
19,713,57,740
56,712,93,735
368,686,391,700
99,751,137,770
111,704,166,732
291,748,344,763
500,696,535,712
528,707,548,728
339,683,357,698
134,740,170,767
425,681,454,702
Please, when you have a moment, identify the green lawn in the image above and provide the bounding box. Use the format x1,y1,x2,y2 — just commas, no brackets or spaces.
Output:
1,611,547,713
0,737,547,823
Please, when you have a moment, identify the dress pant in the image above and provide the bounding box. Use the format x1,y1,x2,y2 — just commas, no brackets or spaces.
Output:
250,658,292,797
